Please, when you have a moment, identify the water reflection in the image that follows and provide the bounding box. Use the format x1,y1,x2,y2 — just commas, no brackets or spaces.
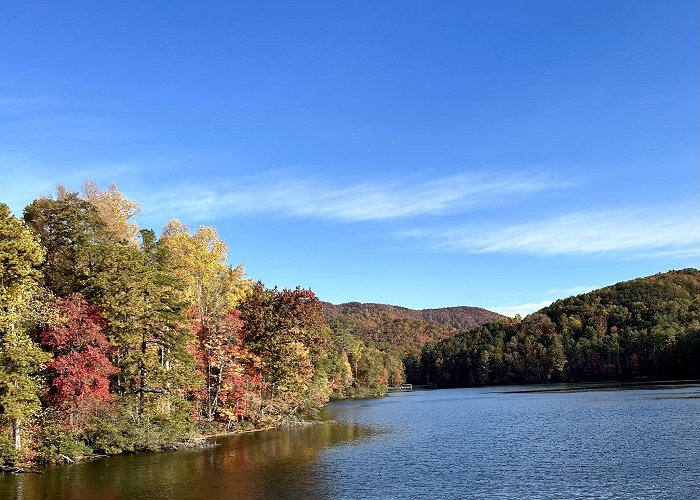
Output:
2,385,698,499
0,422,376,500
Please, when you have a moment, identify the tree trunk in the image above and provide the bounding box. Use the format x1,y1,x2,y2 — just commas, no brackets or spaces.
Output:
13,418,21,451
139,332,147,419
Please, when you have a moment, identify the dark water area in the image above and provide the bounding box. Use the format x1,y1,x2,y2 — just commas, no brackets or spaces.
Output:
2,384,699,499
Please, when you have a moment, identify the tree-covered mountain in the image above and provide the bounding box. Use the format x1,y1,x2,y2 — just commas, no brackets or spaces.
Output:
422,269,700,387
322,302,501,383
322,302,501,331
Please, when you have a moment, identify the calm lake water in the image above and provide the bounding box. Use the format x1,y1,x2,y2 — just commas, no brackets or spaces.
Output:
2,383,699,499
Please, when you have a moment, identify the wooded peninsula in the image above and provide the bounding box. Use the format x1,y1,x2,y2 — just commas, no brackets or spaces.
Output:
1,181,698,466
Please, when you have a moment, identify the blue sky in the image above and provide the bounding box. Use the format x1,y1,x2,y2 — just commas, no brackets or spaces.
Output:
1,0,698,315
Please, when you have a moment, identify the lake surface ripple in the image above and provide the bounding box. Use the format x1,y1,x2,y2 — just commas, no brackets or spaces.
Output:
2,384,698,499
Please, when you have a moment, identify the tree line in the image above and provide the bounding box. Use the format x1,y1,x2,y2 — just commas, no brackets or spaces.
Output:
0,182,399,465
420,270,700,387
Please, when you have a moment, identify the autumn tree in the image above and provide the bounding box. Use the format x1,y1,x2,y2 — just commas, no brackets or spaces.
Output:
42,294,118,432
356,346,388,393
82,181,141,244
160,219,249,314
92,229,195,424
239,284,330,422
160,220,252,423
189,310,258,422
0,203,51,451
327,316,400,396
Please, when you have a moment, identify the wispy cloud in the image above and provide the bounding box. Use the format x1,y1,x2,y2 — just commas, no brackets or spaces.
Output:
1,158,567,224
137,171,569,223
402,203,700,257
490,284,600,317
489,300,553,317
544,284,600,296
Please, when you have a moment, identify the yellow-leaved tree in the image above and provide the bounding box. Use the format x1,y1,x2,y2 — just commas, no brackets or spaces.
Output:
160,220,252,423
82,181,142,244
0,203,51,453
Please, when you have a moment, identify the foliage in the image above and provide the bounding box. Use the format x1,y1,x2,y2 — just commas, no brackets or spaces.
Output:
0,203,45,329
189,308,261,423
0,203,50,452
23,192,106,297
8,181,696,466
323,302,501,330
0,435,17,465
323,301,499,384
84,402,197,454
160,220,253,423
35,410,93,463
82,180,142,244
160,219,250,310
42,294,118,432
91,229,196,423
5,183,420,463
239,284,331,422
6,182,406,462
422,270,700,387
327,316,395,397
0,329,52,423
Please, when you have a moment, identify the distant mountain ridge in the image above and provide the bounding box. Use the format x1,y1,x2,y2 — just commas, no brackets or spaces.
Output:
322,301,502,331
322,301,502,383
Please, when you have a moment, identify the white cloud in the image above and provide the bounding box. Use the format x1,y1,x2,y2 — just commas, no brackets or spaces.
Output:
489,300,553,318
137,171,568,223
544,284,600,296
1,159,567,224
490,284,600,318
405,203,700,257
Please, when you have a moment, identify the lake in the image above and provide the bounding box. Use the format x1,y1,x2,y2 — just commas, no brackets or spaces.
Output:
2,383,699,499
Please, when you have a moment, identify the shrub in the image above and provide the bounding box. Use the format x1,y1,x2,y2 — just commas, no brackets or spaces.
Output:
0,434,17,465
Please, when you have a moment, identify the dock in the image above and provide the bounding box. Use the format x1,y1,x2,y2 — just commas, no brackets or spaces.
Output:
387,384,413,392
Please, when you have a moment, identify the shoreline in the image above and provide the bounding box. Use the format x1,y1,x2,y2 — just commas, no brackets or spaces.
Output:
8,379,699,471
4,419,332,472
490,378,700,394
200,418,328,441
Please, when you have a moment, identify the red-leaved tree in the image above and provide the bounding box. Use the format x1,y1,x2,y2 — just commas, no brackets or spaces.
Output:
190,308,262,423
42,294,119,430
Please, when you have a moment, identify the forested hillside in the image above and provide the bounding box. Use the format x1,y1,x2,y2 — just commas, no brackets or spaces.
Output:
422,270,700,387
322,302,501,383
322,302,501,330
0,182,396,466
